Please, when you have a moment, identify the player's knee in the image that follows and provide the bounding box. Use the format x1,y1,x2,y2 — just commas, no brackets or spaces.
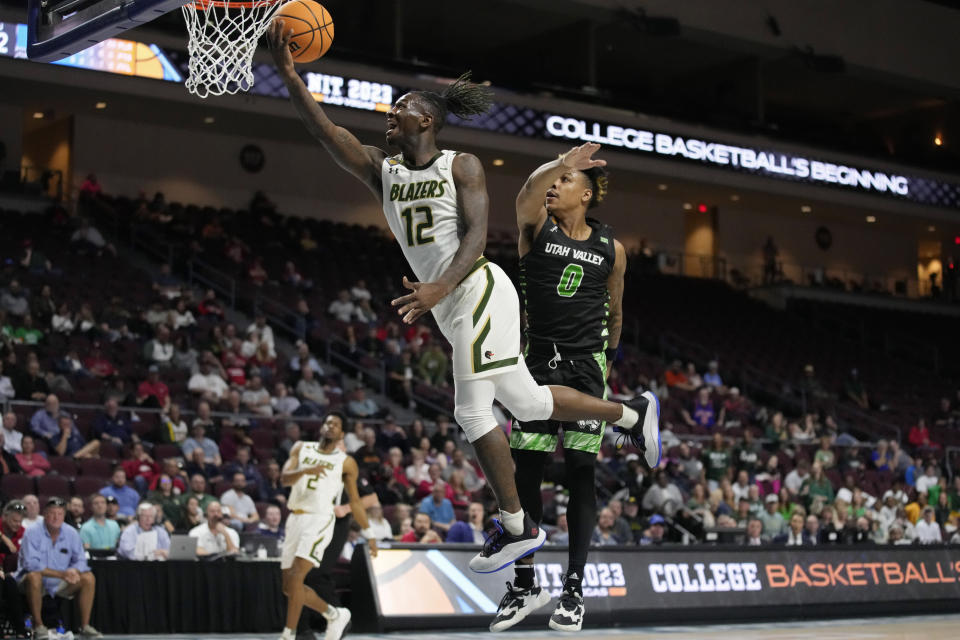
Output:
501,384,553,423
453,404,497,443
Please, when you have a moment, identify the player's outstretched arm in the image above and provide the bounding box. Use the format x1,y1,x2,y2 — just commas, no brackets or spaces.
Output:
606,239,627,378
343,456,378,556
391,153,488,324
516,143,607,255
267,20,385,199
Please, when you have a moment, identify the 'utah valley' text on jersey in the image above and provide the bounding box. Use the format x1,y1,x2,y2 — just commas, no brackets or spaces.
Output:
520,217,615,360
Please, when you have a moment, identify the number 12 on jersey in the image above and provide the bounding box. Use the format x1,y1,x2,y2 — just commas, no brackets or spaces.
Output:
400,206,435,246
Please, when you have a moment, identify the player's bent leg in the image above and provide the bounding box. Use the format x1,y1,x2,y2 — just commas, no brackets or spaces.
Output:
456,376,546,573
489,447,553,632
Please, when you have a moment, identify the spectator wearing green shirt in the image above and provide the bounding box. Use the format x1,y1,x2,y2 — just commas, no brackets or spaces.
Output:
12,315,43,345
758,493,786,537
79,494,121,550
701,432,732,491
801,461,835,509
183,473,216,513
813,436,836,469
417,343,449,387
148,474,182,533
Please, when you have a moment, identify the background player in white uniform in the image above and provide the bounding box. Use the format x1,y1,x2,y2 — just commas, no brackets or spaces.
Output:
278,412,377,640
269,22,657,574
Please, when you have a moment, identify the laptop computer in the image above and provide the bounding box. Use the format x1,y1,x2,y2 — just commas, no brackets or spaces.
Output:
168,535,198,560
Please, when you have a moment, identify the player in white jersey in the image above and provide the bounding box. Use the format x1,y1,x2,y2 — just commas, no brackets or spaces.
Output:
278,412,377,640
269,23,659,575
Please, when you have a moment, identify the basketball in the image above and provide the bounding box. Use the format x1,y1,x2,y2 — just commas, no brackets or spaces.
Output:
273,0,334,63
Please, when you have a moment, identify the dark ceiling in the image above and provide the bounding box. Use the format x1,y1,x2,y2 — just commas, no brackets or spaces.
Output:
9,0,960,175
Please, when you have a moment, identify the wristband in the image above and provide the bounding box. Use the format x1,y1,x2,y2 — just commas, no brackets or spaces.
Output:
605,347,617,362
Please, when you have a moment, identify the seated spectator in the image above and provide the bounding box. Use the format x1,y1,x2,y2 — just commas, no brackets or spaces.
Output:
256,505,284,538
418,343,449,386
20,495,41,530
784,459,810,497
328,290,355,323
161,404,189,444
260,460,287,506
137,365,171,410
172,336,199,374
591,508,623,546
10,314,43,345
683,387,724,429
14,435,48,477
703,360,725,391
347,387,380,419
642,470,684,516
550,511,570,545
104,495,128,528
16,360,49,401
189,501,239,555
16,497,102,637
844,368,869,410
701,432,732,492
362,504,393,542
29,394,66,442
178,495,205,532
100,468,140,517
250,342,277,382
915,464,941,496
289,341,322,376
0,364,14,403
92,398,135,446
759,494,785,537
399,512,441,543
82,343,114,379
663,360,690,389
722,388,750,425
731,469,752,504
773,513,813,545
51,414,100,459
247,256,268,287
271,382,300,417
871,439,894,470
295,366,328,414
418,481,456,532
144,325,175,367
0,500,26,635
415,462,452,501
908,418,939,452
804,514,821,545
169,299,195,331
242,374,273,417
151,263,180,299
118,503,170,560
224,446,263,493
0,280,29,319
50,303,75,335
377,417,408,454
182,423,222,467
278,422,300,462
914,507,942,544
442,449,484,492
188,360,229,403
1,412,22,455
745,518,766,545
219,392,253,434
430,415,457,452
639,514,667,545
446,502,486,544
148,474,183,530
789,415,817,442
122,442,160,495
185,448,222,485
70,217,114,256
813,435,836,469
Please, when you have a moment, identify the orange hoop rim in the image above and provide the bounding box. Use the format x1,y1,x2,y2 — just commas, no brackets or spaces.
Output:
187,0,284,9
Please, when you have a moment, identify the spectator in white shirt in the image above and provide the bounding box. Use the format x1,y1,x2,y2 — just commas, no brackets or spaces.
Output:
350,280,372,303
117,503,170,560
289,341,323,376
406,449,430,486
915,465,940,496
0,362,15,401
241,374,273,416
365,504,394,541
271,382,300,416
240,329,261,359
343,421,365,454
188,361,229,402
327,290,355,323
915,507,943,544
2,412,23,454
731,469,752,504
219,473,260,532
642,470,684,516
146,325,175,366
189,501,239,555
21,494,42,529
784,459,810,497
169,299,195,331
245,315,275,357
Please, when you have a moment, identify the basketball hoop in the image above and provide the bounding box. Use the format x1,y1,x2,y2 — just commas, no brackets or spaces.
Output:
182,0,286,98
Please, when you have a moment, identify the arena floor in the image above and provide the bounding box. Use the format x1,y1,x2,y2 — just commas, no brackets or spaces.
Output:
99,614,960,639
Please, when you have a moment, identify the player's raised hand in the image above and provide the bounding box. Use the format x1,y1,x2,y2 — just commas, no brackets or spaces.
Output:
266,19,296,74
303,463,329,477
391,277,450,324
560,143,607,171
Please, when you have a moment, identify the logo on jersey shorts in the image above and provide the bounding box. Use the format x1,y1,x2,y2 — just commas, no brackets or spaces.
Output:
577,419,602,433
484,350,494,360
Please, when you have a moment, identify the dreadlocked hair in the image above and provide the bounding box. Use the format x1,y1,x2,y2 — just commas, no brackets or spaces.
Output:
582,166,609,209
414,71,494,131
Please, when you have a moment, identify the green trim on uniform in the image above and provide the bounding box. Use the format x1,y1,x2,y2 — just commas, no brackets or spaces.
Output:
471,317,519,374
459,256,489,286
563,431,603,454
472,265,495,326
304,513,335,564
510,430,559,452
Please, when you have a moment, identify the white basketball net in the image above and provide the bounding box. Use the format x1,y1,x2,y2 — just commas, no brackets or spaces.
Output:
182,0,286,98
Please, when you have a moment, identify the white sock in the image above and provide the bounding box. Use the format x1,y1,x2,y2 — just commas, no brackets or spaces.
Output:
281,627,295,640
500,508,525,536
613,405,639,428
321,606,339,621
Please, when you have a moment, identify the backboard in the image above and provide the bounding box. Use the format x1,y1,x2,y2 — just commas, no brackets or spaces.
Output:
27,0,188,62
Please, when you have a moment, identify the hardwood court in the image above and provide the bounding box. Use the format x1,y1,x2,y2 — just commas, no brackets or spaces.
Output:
100,613,960,640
